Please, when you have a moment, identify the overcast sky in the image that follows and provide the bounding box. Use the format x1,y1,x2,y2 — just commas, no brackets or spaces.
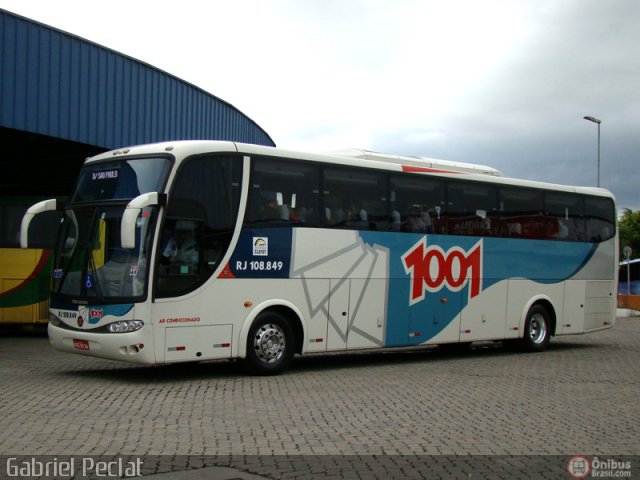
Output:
2,0,639,210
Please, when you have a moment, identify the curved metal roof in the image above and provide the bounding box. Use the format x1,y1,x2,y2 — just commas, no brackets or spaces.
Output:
0,8,275,149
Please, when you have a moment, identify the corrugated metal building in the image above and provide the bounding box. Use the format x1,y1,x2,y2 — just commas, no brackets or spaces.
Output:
0,8,275,195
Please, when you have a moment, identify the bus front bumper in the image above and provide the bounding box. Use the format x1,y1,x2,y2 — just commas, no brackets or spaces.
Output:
48,323,156,364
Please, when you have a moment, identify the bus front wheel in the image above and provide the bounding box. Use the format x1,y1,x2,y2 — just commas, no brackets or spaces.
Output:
243,311,295,375
519,304,551,352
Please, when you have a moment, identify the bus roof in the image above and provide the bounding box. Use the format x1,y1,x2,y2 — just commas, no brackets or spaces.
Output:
86,140,615,200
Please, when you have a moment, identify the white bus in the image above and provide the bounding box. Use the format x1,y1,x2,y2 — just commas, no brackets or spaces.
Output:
21,141,618,374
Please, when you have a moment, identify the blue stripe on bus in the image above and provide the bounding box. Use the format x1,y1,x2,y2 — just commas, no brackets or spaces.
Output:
50,299,134,321
359,231,596,345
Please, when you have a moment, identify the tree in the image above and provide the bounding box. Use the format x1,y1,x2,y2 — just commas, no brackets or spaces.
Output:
618,209,640,259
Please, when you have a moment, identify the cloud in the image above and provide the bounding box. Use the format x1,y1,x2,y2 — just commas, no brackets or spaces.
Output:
358,1,640,208
2,0,639,208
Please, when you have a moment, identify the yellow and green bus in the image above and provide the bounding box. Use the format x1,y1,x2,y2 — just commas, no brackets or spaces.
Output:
0,197,61,326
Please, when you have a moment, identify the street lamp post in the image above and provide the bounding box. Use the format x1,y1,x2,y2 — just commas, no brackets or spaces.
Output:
583,115,601,187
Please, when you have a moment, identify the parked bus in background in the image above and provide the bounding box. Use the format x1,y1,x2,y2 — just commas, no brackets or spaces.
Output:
1,197,61,327
618,258,640,311
21,141,618,374
619,258,640,295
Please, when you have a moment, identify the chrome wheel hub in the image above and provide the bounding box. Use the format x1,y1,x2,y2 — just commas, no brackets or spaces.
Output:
253,323,286,363
529,313,547,344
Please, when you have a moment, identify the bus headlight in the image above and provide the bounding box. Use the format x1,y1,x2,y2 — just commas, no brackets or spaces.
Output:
49,313,62,327
106,320,144,333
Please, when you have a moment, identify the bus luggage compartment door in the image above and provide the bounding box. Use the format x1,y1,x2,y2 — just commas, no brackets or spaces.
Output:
165,325,232,362
327,278,349,350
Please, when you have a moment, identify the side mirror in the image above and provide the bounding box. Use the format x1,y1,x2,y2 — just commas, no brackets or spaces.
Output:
20,199,58,248
121,192,165,249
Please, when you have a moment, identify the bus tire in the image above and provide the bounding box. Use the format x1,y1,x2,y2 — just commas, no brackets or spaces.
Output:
242,310,295,375
519,304,551,352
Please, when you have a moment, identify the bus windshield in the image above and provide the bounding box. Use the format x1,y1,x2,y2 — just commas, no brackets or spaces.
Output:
70,157,171,203
52,205,156,301
49,157,170,302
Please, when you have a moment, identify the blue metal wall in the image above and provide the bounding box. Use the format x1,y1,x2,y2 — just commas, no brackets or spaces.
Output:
0,9,275,149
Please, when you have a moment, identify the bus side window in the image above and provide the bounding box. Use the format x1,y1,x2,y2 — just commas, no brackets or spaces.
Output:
156,155,242,298
2,205,61,248
585,196,615,242
498,187,544,239
324,168,386,230
545,193,584,241
390,175,445,235
160,219,201,275
246,157,320,227
447,182,497,237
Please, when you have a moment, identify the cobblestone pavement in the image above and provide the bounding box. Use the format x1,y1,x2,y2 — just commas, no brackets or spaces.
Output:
0,318,638,479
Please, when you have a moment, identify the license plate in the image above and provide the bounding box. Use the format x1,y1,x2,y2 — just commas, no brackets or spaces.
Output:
73,339,90,351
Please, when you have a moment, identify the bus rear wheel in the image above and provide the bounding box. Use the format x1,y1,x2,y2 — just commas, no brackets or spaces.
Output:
243,311,295,375
519,304,551,352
